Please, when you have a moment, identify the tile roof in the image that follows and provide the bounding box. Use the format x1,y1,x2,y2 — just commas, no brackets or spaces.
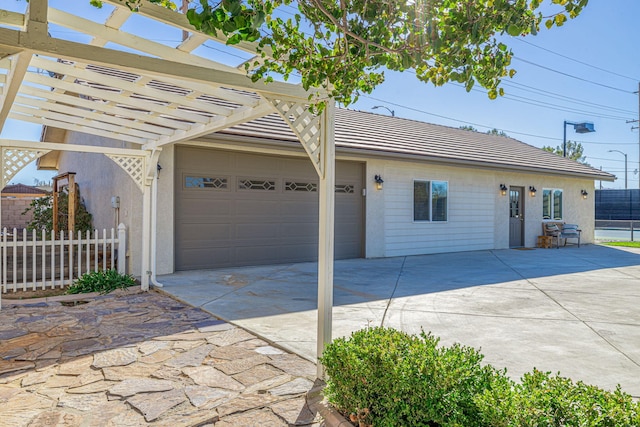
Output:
2,184,50,195
220,108,615,181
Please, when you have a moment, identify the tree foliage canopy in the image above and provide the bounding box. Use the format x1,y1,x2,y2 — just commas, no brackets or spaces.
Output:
460,126,509,137
91,0,588,106
542,140,589,165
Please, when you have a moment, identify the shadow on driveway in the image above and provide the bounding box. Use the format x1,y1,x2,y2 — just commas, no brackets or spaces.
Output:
159,245,640,317
160,245,640,398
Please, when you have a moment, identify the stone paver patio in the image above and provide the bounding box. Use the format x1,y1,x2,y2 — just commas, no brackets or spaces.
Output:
0,288,328,426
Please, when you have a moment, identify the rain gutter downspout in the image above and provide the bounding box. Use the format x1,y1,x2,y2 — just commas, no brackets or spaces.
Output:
150,160,163,288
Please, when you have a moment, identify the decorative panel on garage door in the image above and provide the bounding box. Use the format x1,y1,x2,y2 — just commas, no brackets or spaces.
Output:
175,146,364,270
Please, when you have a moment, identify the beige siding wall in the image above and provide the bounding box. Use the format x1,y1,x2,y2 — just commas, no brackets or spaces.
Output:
365,159,595,258
365,159,496,257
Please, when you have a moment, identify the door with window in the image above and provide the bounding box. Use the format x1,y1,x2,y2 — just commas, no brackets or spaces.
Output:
509,187,524,247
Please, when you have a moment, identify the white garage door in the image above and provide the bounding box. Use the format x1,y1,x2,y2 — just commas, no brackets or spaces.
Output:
175,146,364,270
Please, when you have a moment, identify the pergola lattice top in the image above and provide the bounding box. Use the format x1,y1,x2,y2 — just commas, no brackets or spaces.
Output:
0,0,320,153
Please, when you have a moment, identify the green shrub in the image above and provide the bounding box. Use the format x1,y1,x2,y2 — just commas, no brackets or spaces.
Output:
22,191,93,233
320,327,504,426
321,327,640,427
66,269,136,295
476,369,640,427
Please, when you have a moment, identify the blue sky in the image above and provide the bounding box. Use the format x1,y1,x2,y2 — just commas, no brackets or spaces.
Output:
352,1,640,189
2,1,639,188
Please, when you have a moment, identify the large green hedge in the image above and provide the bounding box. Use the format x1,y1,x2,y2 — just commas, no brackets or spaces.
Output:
320,327,640,427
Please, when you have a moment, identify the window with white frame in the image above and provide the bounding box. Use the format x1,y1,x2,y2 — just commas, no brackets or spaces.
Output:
543,188,563,220
414,180,448,222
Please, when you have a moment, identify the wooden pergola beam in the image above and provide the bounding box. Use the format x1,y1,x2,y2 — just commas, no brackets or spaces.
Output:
0,53,30,131
49,8,242,75
143,101,275,150
0,27,314,99
0,139,146,156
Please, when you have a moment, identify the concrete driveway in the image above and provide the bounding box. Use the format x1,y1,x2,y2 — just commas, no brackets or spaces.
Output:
159,244,640,398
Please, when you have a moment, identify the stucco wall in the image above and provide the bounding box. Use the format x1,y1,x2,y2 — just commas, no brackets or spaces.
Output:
58,136,176,277
491,172,594,248
56,132,597,275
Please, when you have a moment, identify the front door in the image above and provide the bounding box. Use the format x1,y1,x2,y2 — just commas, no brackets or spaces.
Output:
509,187,524,247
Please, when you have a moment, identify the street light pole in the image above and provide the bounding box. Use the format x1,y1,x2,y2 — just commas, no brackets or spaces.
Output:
372,105,395,117
563,121,567,157
609,149,628,190
563,120,595,157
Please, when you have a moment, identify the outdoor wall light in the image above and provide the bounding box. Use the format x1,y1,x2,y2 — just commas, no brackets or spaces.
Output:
157,163,162,178
529,186,537,197
374,175,384,190
581,189,588,199
500,183,507,196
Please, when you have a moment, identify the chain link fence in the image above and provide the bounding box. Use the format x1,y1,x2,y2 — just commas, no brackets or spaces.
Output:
594,220,637,241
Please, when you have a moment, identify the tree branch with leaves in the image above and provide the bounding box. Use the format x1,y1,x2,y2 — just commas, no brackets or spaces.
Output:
91,0,589,107
542,140,590,165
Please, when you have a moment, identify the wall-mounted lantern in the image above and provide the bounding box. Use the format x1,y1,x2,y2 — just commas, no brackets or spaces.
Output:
529,186,537,197
499,183,507,196
581,189,588,199
374,175,384,190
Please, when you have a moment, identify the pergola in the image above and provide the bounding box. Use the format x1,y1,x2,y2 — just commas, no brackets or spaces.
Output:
0,0,335,377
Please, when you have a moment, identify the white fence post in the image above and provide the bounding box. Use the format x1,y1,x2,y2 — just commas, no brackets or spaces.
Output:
0,225,126,294
117,223,126,275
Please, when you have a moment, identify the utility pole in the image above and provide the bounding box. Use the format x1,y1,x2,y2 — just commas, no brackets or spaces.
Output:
600,166,603,190
628,82,640,189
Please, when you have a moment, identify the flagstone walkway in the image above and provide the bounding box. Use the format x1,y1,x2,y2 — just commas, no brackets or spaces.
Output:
0,288,330,426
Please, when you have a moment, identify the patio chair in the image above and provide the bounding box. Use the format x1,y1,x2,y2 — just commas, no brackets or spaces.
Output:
560,224,581,248
543,222,581,248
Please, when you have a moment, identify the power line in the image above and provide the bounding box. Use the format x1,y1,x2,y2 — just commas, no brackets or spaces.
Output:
360,93,640,149
513,38,638,82
589,156,639,165
502,81,636,115
447,81,632,121
511,57,634,94
360,94,563,142
501,93,631,121
576,140,639,146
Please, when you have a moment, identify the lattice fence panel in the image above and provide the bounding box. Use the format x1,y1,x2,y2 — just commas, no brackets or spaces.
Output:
106,154,146,191
2,148,51,187
267,98,323,176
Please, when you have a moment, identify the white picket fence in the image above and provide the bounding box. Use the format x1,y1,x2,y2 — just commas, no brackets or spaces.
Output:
0,224,126,293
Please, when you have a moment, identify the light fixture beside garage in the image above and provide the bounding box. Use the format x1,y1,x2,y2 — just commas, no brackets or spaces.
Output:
499,184,507,196
581,189,588,199
529,186,537,197
374,175,384,190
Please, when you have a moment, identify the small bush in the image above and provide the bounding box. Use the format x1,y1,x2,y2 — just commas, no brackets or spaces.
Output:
320,327,504,426
66,270,136,295
320,327,640,427
477,369,640,427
